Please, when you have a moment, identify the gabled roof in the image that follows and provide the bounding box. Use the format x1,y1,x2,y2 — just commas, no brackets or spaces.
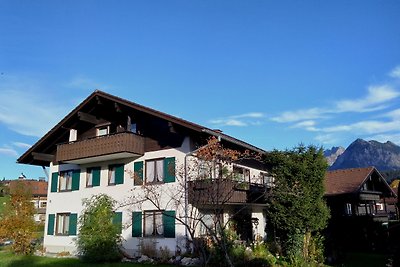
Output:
324,166,396,197
18,90,265,166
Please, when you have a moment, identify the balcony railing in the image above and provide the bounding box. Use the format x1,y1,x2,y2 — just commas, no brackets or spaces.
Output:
56,132,144,163
188,179,268,205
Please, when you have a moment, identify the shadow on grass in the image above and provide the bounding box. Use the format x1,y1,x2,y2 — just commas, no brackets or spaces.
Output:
336,252,388,267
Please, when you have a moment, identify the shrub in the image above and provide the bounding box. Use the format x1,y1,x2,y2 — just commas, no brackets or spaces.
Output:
76,194,122,262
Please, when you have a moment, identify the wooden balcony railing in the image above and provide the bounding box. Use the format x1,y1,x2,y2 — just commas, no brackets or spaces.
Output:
188,179,267,205
56,132,144,163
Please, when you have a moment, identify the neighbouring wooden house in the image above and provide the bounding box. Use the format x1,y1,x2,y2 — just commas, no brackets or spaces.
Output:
324,167,398,254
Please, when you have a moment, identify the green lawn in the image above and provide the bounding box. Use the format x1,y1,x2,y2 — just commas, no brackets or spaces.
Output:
337,252,388,267
0,248,175,267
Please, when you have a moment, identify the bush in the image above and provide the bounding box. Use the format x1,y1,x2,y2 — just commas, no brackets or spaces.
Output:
76,194,122,262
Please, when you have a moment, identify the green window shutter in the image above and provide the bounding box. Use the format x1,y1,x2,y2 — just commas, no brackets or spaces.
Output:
68,213,78,236
164,157,175,183
163,210,175,238
133,161,143,185
47,214,55,235
113,212,122,233
71,170,80,191
51,172,58,192
92,167,101,187
132,211,142,237
115,165,124,185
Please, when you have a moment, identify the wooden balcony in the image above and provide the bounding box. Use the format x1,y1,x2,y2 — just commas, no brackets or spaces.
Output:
188,179,267,206
56,132,144,164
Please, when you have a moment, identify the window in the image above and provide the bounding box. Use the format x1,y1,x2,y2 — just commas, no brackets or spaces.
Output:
59,171,73,191
345,203,352,215
199,210,223,236
233,166,250,182
108,164,124,185
87,169,93,187
97,126,109,136
40,201,47,208
146,159,164,183
144,211,163,237
56,213,70,235
87,167,101,187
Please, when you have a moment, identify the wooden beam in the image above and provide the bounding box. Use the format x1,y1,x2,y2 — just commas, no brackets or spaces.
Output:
77,111,101,124
32,152,55,162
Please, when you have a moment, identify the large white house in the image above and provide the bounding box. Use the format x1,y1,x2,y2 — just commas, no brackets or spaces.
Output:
18,90,270,257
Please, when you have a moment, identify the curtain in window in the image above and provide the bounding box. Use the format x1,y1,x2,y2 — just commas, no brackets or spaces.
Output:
156,160,164,182
66,172,72,190
144,212,153,236
87,171,93,186
57,215,63,234
109,168,115,184
146,161,155,183
155,212,163,235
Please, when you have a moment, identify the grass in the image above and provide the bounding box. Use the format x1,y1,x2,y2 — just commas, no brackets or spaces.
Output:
0,247,175,267
336,252,388,267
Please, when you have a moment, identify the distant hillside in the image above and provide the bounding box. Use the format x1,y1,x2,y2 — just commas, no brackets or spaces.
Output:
324,146,345,166
330,139,400,172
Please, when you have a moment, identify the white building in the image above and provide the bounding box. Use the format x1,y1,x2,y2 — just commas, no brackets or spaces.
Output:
18,90,270,256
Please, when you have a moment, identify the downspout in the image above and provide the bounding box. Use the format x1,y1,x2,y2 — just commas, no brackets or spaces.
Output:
183,135,221,247
41,166,49,180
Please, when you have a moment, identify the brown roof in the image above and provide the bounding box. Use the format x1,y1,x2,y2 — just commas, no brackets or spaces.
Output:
18,90,265,166
325,167,376,196
9,179,48,197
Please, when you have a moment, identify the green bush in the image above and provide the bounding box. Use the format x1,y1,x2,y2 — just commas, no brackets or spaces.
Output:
76,194,122,262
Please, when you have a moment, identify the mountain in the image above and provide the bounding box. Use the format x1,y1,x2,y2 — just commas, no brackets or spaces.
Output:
330,139,400,171
324,146,345,166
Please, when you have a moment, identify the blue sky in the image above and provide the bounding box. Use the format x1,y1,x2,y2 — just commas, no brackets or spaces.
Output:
1,1,400,179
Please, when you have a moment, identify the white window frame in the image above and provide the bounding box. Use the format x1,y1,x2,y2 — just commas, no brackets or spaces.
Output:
59,170,73,191
56,213,70,235
86,168,94,187
108,166,116,185
97,126,109,137
144,210,164,237
145,159,164,184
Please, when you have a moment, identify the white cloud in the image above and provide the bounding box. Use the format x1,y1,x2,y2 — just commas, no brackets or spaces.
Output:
66,76,110,91
291,120,319,131
12,142,32,149
389,66,400,78
271,108,326,123
366,133,400,145
209,112,265,127
0,89,66,137
314,134,339,145
0,147,18,157
230,112,265,119
335,85,399,112
321,120,400,135
209,119,247,127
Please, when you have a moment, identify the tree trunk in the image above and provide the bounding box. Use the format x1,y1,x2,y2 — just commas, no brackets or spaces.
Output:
303,231,311,260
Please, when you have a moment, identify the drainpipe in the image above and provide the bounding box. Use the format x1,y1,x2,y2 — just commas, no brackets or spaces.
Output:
183,136,221,248
41,166,49,180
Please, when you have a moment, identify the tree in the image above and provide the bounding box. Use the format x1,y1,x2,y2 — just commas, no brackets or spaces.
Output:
264,145,330,263
77,194,122,262
0,180,36,254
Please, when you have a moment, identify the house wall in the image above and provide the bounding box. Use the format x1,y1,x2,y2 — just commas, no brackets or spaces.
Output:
43,137,268,256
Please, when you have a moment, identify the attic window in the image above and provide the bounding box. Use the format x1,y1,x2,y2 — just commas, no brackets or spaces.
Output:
96,123,110,137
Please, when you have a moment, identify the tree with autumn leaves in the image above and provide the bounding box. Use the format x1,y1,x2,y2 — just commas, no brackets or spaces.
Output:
0,180,36,254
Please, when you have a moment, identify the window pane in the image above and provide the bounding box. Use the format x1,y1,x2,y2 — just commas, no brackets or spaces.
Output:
146,161,155,183
156,160,164,182
144,212,154,236
64,215,70,234
109,167,115,185
57,215,63,234
155,212,163,235
87,169,93,187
